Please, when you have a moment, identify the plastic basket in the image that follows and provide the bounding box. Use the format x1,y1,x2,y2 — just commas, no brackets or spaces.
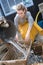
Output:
0,41,32,65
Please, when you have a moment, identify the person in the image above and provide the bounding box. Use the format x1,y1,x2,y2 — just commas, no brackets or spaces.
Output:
14,4,34,43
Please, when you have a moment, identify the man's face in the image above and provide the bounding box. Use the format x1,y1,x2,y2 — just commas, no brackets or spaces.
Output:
17,10,25,18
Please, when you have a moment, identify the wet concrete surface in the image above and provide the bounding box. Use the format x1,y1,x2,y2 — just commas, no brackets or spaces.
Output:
27,50,43,65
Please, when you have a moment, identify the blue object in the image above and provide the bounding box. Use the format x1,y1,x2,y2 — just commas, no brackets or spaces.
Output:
38,20,43,28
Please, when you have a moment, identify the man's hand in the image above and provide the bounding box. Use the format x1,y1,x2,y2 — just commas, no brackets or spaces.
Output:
24,38,31,44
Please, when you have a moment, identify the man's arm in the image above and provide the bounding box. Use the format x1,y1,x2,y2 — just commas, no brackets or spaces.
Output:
25,12,34,43
14,14,19,42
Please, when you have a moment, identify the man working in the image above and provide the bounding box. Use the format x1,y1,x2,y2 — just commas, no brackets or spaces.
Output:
14,4,34,43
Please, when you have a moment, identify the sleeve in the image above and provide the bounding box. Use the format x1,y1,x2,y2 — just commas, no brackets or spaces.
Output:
28,12,34,29
14,14,18,28
14,14,19,36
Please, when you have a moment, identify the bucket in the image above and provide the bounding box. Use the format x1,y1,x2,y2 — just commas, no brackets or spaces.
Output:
30,10,43,42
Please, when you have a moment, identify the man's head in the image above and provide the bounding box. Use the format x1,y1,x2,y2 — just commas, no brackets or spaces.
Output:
16,4,27,18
